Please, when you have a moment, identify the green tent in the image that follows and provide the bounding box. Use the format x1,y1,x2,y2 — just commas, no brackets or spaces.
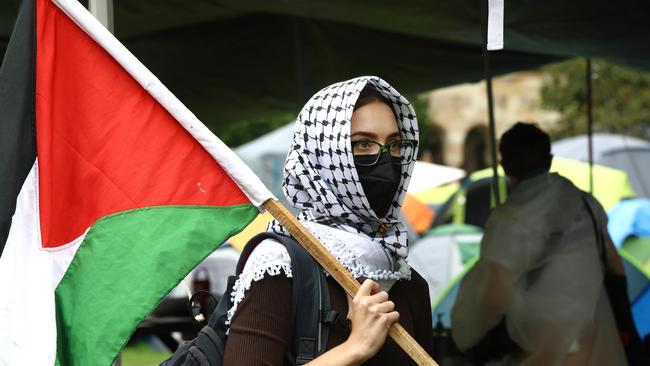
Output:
427,157,636,228
469,157,636,209
622,236,650,273
2,0,649,129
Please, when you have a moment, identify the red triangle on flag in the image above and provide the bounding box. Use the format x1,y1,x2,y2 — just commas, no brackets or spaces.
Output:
36,0,249,249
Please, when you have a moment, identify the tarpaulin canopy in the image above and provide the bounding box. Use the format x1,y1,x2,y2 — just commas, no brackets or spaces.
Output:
2,0,650,130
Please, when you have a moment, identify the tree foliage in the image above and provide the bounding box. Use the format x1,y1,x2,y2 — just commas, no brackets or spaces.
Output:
541,59,650,140
214,112,295,148
410,95,446,163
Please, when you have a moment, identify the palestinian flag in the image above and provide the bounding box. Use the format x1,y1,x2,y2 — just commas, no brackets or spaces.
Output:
0,0,273,364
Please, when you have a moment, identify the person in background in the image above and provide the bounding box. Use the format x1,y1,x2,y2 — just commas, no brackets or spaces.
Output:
451,122,627,365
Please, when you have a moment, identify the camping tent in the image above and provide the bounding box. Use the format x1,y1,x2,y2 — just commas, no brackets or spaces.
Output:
409,224,482,307
3,0,650,129
408,161,465,194
607,198,650,248
553,133,650,197
552,133,650,162
430,157,637,228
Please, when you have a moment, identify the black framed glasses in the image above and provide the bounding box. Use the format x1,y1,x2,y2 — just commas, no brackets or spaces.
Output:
351,139,418,166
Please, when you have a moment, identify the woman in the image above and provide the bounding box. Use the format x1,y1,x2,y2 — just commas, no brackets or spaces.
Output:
223,76,433,365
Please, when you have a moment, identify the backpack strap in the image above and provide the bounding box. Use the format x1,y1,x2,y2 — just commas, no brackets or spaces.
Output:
580,193,608,269
581,194,647,363
238,232,332,365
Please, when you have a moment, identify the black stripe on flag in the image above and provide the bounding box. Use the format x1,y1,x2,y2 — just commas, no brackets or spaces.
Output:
0,0,36,255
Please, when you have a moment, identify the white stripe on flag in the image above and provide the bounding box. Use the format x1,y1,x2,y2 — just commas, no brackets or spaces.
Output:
0,161,84,366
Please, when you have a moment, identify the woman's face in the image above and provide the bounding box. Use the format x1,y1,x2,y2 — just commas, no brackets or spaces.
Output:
350,100,402,218
350,100,399,146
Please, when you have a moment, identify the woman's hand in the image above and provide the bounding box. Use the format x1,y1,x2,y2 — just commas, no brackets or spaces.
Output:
344,279,400,362
305,279,399,366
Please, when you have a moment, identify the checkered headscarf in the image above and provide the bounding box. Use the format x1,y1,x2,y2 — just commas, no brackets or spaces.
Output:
269,76,418,259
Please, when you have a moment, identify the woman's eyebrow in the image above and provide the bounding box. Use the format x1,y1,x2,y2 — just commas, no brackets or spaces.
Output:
350,131,378,139
387,132,401,140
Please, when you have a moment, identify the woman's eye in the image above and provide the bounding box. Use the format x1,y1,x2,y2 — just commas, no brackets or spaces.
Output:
352,141,377,154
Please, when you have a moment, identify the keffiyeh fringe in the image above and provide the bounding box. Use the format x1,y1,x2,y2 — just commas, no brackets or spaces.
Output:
303,221,411,282
225,240,293,327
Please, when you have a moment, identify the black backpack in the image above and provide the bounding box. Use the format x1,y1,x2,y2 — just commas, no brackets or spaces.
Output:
161,232,345,366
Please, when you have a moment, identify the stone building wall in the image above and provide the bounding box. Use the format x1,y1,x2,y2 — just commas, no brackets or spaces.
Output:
422,71,560,170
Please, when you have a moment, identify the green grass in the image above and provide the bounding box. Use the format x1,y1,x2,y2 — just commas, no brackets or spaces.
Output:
120,341,171,366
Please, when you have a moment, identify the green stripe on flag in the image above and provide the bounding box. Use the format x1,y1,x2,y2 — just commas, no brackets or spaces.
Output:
54,203,258,366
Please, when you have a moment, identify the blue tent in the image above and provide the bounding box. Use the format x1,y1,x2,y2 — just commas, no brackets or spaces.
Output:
608,199,650,248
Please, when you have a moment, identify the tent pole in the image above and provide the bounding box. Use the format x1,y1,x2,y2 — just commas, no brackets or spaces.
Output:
89,0,114,33
484,54,501,205
586,58,594,194
482,1,501,206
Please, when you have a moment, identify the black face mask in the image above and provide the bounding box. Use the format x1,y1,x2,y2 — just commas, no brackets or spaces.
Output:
355,152,402,218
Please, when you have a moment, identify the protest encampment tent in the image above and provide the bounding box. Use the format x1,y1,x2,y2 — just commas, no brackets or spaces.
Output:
430,157,637,229
409,224,482,304
607,198,650,248
553,134,650,197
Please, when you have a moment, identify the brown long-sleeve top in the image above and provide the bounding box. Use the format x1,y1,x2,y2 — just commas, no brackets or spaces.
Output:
223,269,433,365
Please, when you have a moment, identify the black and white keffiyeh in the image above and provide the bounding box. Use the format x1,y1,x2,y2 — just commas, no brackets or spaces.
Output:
227,76,418,324
271,76,418,257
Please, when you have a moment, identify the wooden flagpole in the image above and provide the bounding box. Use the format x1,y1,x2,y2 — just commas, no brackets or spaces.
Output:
262,199,438,366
